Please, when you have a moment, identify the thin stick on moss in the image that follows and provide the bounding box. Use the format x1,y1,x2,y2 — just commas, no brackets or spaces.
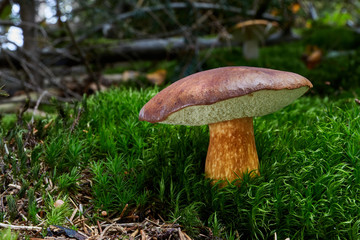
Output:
0,223,42,231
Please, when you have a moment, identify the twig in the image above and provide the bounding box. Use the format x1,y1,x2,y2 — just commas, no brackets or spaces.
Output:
98,222,116,240
97,220,103,235
145,218,161,227
65,216,74,226
0,223,42,231
130,228,139,238
70,107,83,133
102,222,180,228
140,229,146,240
119,203,129,220
178,227,186,240
157,214,166,223
82,215,88,235
183,231,193,240
101,223,142,228
8,184,21,190
169,216,181,227
70,208,79,222
20,61,38,91
3,47,82,100
19,212,28,222
4,143,9,155
30,90,48,125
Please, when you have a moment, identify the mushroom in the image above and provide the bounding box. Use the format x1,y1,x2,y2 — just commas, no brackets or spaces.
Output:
139,67,312,183
232,20,278,60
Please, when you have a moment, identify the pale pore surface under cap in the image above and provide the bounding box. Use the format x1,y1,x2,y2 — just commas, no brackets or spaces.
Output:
162,87,308,126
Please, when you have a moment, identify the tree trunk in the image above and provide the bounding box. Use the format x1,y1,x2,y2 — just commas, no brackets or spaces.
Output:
17,0,43,87
19,0,36,52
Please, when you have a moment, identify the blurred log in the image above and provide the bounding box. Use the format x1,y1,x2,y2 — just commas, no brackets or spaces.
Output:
87,37,224,64
0,36,225,68
0,32,302,69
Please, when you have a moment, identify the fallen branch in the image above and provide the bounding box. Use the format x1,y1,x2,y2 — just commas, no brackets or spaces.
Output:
1,32,299,70
0,223,42,231
78,36,224,66
0,36,225,69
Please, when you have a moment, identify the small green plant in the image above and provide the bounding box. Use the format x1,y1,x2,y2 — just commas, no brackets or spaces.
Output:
15,132,28,173
6,195,18,222
170,196,203,236
44,194,72,226
0,211,5,222
208,212,224,237
56,167,81,193
91,154,148,211
44,134,66,169
0,228,17,240
27,188,38,224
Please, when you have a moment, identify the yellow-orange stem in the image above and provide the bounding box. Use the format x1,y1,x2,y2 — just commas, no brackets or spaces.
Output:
205,117,259,183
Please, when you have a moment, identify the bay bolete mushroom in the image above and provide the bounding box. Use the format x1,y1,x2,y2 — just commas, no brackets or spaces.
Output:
139,67,312,183
232,20,278,60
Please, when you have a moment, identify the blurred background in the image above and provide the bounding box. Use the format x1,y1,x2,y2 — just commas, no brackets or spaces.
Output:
0,0,360,109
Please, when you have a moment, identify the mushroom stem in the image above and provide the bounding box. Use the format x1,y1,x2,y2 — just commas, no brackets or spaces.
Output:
205,117,259,183
243,39,260,60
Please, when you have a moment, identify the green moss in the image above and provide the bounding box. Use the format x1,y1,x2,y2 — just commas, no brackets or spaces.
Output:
76,87,360,239
2,38,360,238
0,114,16,132
2,85,360,238
82,37,120,46
0,228,17,240
303,25,360,50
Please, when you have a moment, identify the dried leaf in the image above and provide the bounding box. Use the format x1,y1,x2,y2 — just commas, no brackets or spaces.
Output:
146,69,167,85
290,3,301,14
303,45,322,69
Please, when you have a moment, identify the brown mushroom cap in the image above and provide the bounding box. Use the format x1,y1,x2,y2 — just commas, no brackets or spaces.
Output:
232,20,279,40
233,19,276,29
139,66,312,126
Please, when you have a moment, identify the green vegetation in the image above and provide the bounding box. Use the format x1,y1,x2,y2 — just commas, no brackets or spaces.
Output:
2,84,360,239
44,194,72,226
86,88,360,239
2,39,360,238
0,228,18,240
